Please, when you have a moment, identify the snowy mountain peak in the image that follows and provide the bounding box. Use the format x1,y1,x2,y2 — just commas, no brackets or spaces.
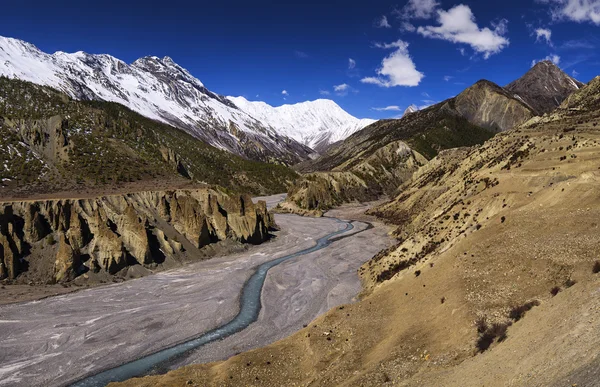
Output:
403,105,419,116
227,96,376,152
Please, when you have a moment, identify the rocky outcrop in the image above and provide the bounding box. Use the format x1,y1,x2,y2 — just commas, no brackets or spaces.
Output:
10,114,72,163
0,189,274,282
283,141,428,214
453,80,535,132
54,233,80,282
506,60,584,115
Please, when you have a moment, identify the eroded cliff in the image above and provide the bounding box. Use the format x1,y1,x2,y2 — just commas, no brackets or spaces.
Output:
0,189,274,283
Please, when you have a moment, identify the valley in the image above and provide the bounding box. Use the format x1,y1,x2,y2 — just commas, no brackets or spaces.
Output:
112,75,600,387
0,24,599,387
0,197,393,387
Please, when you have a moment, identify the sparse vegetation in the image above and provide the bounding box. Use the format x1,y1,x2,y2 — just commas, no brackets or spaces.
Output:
508,300,540,322
593,261,600,274
476,318,511,353
46,234,56,246
0,76,298,195
564,278,577,288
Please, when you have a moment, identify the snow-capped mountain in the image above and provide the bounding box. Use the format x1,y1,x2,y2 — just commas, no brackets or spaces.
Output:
228,97,375,153
403,105,419,117
0,36,372,163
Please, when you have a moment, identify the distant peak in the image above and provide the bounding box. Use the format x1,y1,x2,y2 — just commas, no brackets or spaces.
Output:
403,105,418,116
535,60,558,67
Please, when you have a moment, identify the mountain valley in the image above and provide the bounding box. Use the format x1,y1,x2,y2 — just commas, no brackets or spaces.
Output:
113,70,600,387
1,27,600,387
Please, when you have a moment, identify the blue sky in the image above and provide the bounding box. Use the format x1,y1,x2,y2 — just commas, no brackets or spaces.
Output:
1,0,599,119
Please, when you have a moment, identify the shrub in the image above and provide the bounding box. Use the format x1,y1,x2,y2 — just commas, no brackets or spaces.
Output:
592,261,600,274
550,286,561,296
46,234,56,246
509,300,540,322
476,318,512,353
564,278,577,288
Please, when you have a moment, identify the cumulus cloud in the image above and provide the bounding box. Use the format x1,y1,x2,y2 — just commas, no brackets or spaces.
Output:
395,0,441,19
281,90,289,96
417,5,510,59
538,0,600,25
348,58,356,69
531,54,561,67
372,105,403,111
361,39,424,87
376,15,392,28
534,28,553,45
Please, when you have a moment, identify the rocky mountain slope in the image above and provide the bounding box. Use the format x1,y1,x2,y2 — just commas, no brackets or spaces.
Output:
116,73,600,387
282,65,581,213
228,97,375,153
283,101,495,212
0,77,299,197
0,188,274,284
506,60,584,115
453,79,535,132
0,36,373,163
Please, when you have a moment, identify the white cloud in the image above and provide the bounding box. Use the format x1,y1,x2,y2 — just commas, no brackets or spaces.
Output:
294,50,309,58
399,21,417,32
348,58,356,69
281,90,289,96
458,47,466,56
334,83,350,92
443,75,454,81
361,39,424,87
572,69,580,77
376,15,392,28
534,28,553,45
538,0,600,25
421,91,431,98
395,0,441,19
333,83,356,96
372,105,403,111
417,5,510,59
531,54,561,67
319,89,331,96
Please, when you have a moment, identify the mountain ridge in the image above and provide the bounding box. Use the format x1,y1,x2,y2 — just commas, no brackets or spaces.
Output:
0,36,373,163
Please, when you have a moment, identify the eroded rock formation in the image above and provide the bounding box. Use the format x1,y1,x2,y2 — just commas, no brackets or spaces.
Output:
0,189,273,282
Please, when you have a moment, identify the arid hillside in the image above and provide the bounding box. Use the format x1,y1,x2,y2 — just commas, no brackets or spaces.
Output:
113,77,600,387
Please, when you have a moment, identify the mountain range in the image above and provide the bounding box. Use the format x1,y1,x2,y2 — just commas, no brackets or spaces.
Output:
0,36,374,164
283,59,584,213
